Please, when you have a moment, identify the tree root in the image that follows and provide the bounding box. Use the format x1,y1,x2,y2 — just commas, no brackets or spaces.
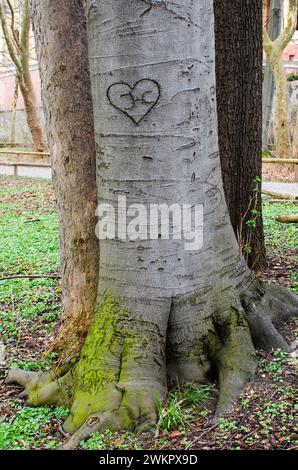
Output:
208,300,256,417
4,282,297,447
243,283,298,352
58,412,120,450
59,384,158,449
5,357,77,406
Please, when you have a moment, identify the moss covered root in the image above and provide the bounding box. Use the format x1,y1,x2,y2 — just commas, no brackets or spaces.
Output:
63,291,167,434
5,360,75,407
5,284,297,446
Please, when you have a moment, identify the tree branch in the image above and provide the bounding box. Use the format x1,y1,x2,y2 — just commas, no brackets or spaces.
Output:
263,26,273,56
0,274,61,281
19,0,32,95
6,0,20,50
0,1,22,75
275,0,298,51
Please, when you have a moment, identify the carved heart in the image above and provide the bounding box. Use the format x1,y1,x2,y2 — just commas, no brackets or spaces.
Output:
107,79,160,125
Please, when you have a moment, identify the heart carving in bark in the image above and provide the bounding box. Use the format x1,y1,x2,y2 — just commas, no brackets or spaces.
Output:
107,79,161,125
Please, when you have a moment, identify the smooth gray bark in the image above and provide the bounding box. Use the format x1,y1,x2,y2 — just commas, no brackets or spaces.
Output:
87,0,252,371
7,0,298,444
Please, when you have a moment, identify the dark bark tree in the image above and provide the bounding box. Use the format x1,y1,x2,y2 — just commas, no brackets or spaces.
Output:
7,0,297,448
27,0,99,359
214,0,266,270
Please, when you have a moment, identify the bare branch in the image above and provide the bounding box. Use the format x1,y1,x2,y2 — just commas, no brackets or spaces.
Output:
0,2,22,75
0,274,61,281
6,0,21,50
275,0,298,51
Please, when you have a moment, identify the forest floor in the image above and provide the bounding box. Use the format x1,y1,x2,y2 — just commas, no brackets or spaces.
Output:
0,175,297,451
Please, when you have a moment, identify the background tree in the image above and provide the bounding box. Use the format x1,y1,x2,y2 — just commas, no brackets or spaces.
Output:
0,0,45,150
27,0,99,359
262,0,283,150
7,0,297,448
214,0,266,270
263,0,298,158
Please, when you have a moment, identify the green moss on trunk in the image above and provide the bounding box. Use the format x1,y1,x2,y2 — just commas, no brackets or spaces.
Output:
63,291,151,433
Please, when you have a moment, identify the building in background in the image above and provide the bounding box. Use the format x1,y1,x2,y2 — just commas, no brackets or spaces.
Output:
0,0,43,146
263,0,298,75
1,0,298,147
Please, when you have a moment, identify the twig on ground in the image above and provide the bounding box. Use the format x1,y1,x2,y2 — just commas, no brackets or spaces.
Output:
185,423,218,449
0,274,61,281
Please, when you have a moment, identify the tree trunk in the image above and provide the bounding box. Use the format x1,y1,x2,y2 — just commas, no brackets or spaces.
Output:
292,105,298,158
19,80,45,152
9,0,297,445
29,0,99,358
271,54,292,158
263,0,298,158
10,76,18,142
20,0,45,151
262,0,282,150
214,0,266,270
0,0,45,152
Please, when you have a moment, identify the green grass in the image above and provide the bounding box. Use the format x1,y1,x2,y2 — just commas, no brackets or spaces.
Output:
0,178,60,345
0,404,68,450
81,430,143,450
0,212,59,276
0,177,297,450
263,200,298,293
263,201,298,251
0,178,64,450
155,385,215,432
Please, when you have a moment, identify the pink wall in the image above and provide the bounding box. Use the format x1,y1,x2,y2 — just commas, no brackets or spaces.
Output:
282,43,298,61
0,68,42,112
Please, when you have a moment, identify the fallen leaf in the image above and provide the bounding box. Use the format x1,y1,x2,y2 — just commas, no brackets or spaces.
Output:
114,440,125,445
195,420,204,428
170,430,181,437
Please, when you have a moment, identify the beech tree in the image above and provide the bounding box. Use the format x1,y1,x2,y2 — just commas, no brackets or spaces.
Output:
0,0,45,150
6,0,297,447
214,0,266,269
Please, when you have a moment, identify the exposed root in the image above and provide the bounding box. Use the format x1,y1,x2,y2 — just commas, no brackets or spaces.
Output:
264,284,298,323
6,369,37,389
58,412,119,450
209,300,256,417
243,283,298,352
247,305,291,351
60,382,159,447
63,380,160,435
5,360,76,407
4,283,297,445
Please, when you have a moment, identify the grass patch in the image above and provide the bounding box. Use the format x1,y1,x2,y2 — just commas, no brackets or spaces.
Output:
0,404,69,450
263,201,298,251
156,385,215,432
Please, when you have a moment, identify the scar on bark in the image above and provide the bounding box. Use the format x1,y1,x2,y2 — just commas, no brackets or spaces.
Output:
5,283,298,447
